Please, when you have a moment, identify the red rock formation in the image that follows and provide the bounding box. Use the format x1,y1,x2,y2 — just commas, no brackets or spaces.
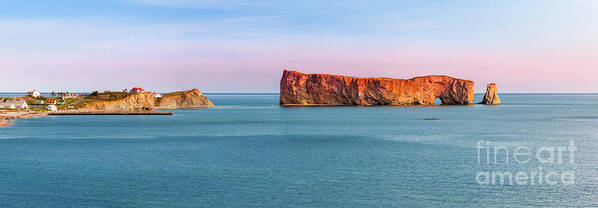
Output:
479,83,501,105
280,70,474,105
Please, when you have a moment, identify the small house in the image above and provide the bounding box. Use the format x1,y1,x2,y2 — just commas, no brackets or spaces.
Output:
27,90,41,97
36,100,45,105
130,87,144,93
10,100,28,109
46,100,57,105
153,92,162,98
0,103,16,109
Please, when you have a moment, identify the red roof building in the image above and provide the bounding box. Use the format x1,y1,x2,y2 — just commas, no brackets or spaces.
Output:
130,87,144,93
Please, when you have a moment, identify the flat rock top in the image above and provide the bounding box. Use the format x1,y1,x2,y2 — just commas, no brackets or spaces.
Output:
283,70,473,83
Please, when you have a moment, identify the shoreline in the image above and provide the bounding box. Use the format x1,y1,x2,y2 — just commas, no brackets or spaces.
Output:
0,109,178,127
49,111,173,115
280,103,477,107
0,119,12,127
0,88,214,127
0,111,48,127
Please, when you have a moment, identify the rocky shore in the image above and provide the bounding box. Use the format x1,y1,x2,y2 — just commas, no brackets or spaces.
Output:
0,88,214,127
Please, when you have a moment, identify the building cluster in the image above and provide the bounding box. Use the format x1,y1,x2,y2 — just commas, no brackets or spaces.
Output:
129,87,161,98
2,88,161,111
0,99,28,109
19,90,69,111
130,87,144,93
29,90,79,99
59,92,78,98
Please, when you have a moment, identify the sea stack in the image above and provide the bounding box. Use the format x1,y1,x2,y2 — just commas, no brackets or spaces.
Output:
280,70,474,106
480,83,501,105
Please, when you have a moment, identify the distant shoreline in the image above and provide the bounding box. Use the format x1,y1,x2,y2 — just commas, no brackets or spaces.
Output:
0,111,48,128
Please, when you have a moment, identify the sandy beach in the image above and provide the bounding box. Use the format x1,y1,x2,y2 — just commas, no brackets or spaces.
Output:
0,111,48,127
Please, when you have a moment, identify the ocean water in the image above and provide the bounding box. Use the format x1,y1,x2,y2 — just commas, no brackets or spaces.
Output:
1,93,598,207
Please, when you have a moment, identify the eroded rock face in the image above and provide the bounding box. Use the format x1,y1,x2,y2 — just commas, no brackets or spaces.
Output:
280,70,474,105
156,89,215,109
81,89,214,111
81,92,156,111
480,83,501,105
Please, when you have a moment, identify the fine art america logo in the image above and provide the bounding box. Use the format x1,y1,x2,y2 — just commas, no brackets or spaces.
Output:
476,140,575,186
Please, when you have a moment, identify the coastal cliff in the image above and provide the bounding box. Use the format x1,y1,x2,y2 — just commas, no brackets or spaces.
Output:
81,92,156,111
80,89,214,111
280,70,474,105
480,83,501,105
156,89,215,109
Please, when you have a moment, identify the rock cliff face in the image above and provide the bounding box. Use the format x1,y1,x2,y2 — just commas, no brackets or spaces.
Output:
81,92,156,111
479,83,501,105
280,70,474,105
80,89,214,111
156,89,215,109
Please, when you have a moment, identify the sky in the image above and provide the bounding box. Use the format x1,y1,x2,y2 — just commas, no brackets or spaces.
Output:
1,0,597,93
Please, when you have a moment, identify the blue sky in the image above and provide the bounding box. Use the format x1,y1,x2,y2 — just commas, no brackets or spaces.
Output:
1,0,597,92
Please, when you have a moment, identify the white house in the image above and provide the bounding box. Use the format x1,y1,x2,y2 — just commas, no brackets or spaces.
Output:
27,90,41,97
46,105,57,111
153,92,162,98
0,103,16,109
10,100,28,109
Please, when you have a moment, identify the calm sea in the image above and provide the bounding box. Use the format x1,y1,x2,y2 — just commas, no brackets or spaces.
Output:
1,93,597,207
